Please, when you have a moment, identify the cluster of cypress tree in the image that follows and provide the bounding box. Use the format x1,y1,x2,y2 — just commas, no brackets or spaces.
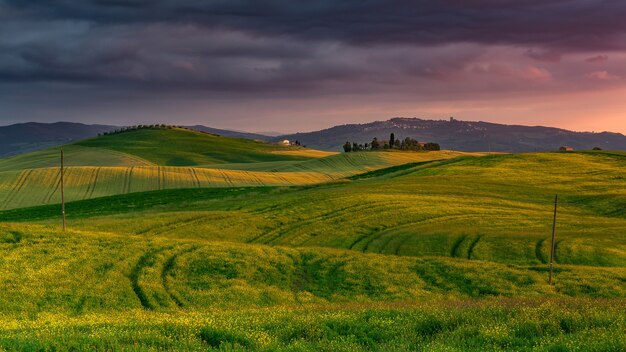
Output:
343,133,440,152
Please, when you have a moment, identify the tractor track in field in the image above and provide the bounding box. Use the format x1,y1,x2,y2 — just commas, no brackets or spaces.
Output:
161,245,200,308
347,230,379,251
361,231,387,252
535,238,547,264
190,167,201,188
262,201,395,245
150,216,211,236
87,167,101,198
136,214,208,236
129,247,167,310
376,233,399,255
83,167,100,199
126,167,135,193
251,203,284,215
158,167,165,190
466,235,482,259
554,240,563,263
348,214,480,254
291,201,410,247
450,235,468,258
82,167,99,200
394,238,404,255
390,232,419,256
3,169,32,209
43,169,64,204
246,203,371,244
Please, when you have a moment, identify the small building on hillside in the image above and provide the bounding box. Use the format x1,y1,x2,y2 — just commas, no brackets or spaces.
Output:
280,139,291,146
559,146,574,152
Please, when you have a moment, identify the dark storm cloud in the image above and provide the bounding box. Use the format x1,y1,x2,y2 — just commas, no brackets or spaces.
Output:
2,0,626,131
3,0,624,88
5,0,626,50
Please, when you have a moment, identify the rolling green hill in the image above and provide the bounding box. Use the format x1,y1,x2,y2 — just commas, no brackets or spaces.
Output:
4,151,625,267
0,128,624,350
75,127,321,166
0,128,469,209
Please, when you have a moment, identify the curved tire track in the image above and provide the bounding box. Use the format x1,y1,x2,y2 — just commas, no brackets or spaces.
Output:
467,235,482,259
161,245,200,308
535,238,547,264
450,235,467,258
129,248,166,310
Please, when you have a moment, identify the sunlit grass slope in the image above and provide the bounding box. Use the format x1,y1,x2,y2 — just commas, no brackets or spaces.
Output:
0,224,624,350
0,166,336,210
1,300,624,351
208,150,477,177
0,148,467,210
76,128,316,166
0,144,154,172
0,224,623,316
1,151,625,350
9,151,623,267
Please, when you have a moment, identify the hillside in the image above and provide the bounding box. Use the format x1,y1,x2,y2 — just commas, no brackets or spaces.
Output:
0,224,624,350
1,150,625,349
0,127,469,209
75,127,317,166
0,122,115,157
0,122,275,158
1,130,625,350
275,117,626,152
5,151,624,266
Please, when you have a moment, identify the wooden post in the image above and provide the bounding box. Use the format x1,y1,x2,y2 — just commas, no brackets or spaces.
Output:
548,194,558,285
61,149,66,232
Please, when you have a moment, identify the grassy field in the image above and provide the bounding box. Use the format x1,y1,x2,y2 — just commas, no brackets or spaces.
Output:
0,129,624,350
6,151,622,266
75,128,323,166
2,298,623,351
0,129,467,209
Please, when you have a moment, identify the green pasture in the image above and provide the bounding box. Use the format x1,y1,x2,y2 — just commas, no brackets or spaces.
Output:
0,128,624,350
76,128,314,166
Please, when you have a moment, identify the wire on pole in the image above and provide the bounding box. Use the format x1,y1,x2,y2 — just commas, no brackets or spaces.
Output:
61,148,66,232
548,194,558,285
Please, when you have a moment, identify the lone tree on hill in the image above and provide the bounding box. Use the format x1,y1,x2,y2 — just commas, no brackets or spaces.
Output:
389,133,395,149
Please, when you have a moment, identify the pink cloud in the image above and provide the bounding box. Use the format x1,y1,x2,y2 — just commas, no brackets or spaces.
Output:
585,70,620,80
585,55,609,64
471,63,552,82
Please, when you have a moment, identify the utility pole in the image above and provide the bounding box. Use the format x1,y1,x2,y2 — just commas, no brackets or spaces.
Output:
548,194,558,285
61,149,66,231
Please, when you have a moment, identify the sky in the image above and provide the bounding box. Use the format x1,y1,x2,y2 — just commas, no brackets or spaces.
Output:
1,0,626,134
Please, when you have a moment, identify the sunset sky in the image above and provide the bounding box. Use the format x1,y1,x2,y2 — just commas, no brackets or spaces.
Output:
1,1,625,133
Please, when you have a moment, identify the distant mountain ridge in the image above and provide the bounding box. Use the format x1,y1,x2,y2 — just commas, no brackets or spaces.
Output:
0,122,115,157
3,118,626,157
274,118,626,152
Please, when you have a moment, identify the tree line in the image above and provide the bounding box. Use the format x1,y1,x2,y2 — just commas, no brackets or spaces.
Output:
98,124,184,136
343,133,440,152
